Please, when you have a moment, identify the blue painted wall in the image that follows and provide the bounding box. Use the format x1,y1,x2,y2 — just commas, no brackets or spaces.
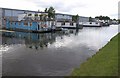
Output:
6,20,10,29
6,21,39,31
6,20,53,32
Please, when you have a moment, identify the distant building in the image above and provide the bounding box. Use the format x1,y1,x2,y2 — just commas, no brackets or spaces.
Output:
0,8,94,29
111,20,118,24
55,14,90,23
55,13,73,22
79,16,89,22
0,8,45,28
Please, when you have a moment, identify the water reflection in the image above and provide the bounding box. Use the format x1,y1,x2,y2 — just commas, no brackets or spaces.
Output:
2,29,79,50
2,25,118,76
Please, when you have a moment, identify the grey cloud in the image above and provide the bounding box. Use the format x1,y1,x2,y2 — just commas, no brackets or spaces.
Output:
110,14,118,19
29,0,87,13
35,1,71,12
110,14,118,17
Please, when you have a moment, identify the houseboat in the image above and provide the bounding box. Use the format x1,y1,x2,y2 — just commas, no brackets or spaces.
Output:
6,20,57,33
81,22,102,27
96,19,110,26
102,22,110,26
5,13,60,33
56,21,83,29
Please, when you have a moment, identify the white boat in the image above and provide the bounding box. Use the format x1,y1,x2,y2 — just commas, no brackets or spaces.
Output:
61,28,68,31
56,22,83,29
81,22,102,27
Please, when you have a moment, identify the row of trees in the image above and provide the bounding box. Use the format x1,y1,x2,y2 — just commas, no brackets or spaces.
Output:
95,16,110,20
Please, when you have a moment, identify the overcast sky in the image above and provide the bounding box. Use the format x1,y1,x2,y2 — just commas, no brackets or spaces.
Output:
0,0,119,19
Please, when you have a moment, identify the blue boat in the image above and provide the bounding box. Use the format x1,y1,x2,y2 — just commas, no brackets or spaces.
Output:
4,12,62,33
5,20,59,33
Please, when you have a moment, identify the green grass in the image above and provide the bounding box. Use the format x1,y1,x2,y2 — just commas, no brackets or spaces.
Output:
71,33,119,76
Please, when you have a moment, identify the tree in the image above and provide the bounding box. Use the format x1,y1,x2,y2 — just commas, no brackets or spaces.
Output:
113,19,116,21
47,6,55,20
44,8,48,12
39,14,43,20
89,17,93,22
35,14,38,17
72,16,75,22
28,14,32,16
34,14,38,20
72,14,79,22
27,14,32,20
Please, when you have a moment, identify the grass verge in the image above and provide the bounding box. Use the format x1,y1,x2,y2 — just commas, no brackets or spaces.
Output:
71,33,119,76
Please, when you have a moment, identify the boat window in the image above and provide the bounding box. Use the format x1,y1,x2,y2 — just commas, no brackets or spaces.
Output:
96,23,98,24
70,23,73,26
30,22,32,26
24,22,28,26
62,22,65,25
90,22,92,24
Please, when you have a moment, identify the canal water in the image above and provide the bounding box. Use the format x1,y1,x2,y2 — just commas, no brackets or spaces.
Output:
1,25,119,76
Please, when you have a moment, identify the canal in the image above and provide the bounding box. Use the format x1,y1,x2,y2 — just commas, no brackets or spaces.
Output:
1,25,119,76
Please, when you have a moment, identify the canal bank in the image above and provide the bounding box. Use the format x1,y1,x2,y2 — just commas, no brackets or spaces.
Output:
71,33,119,76
2,25,118,76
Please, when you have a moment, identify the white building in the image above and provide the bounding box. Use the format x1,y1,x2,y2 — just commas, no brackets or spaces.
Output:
55,13,72,22
0,8,46,28
79,16,89,23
